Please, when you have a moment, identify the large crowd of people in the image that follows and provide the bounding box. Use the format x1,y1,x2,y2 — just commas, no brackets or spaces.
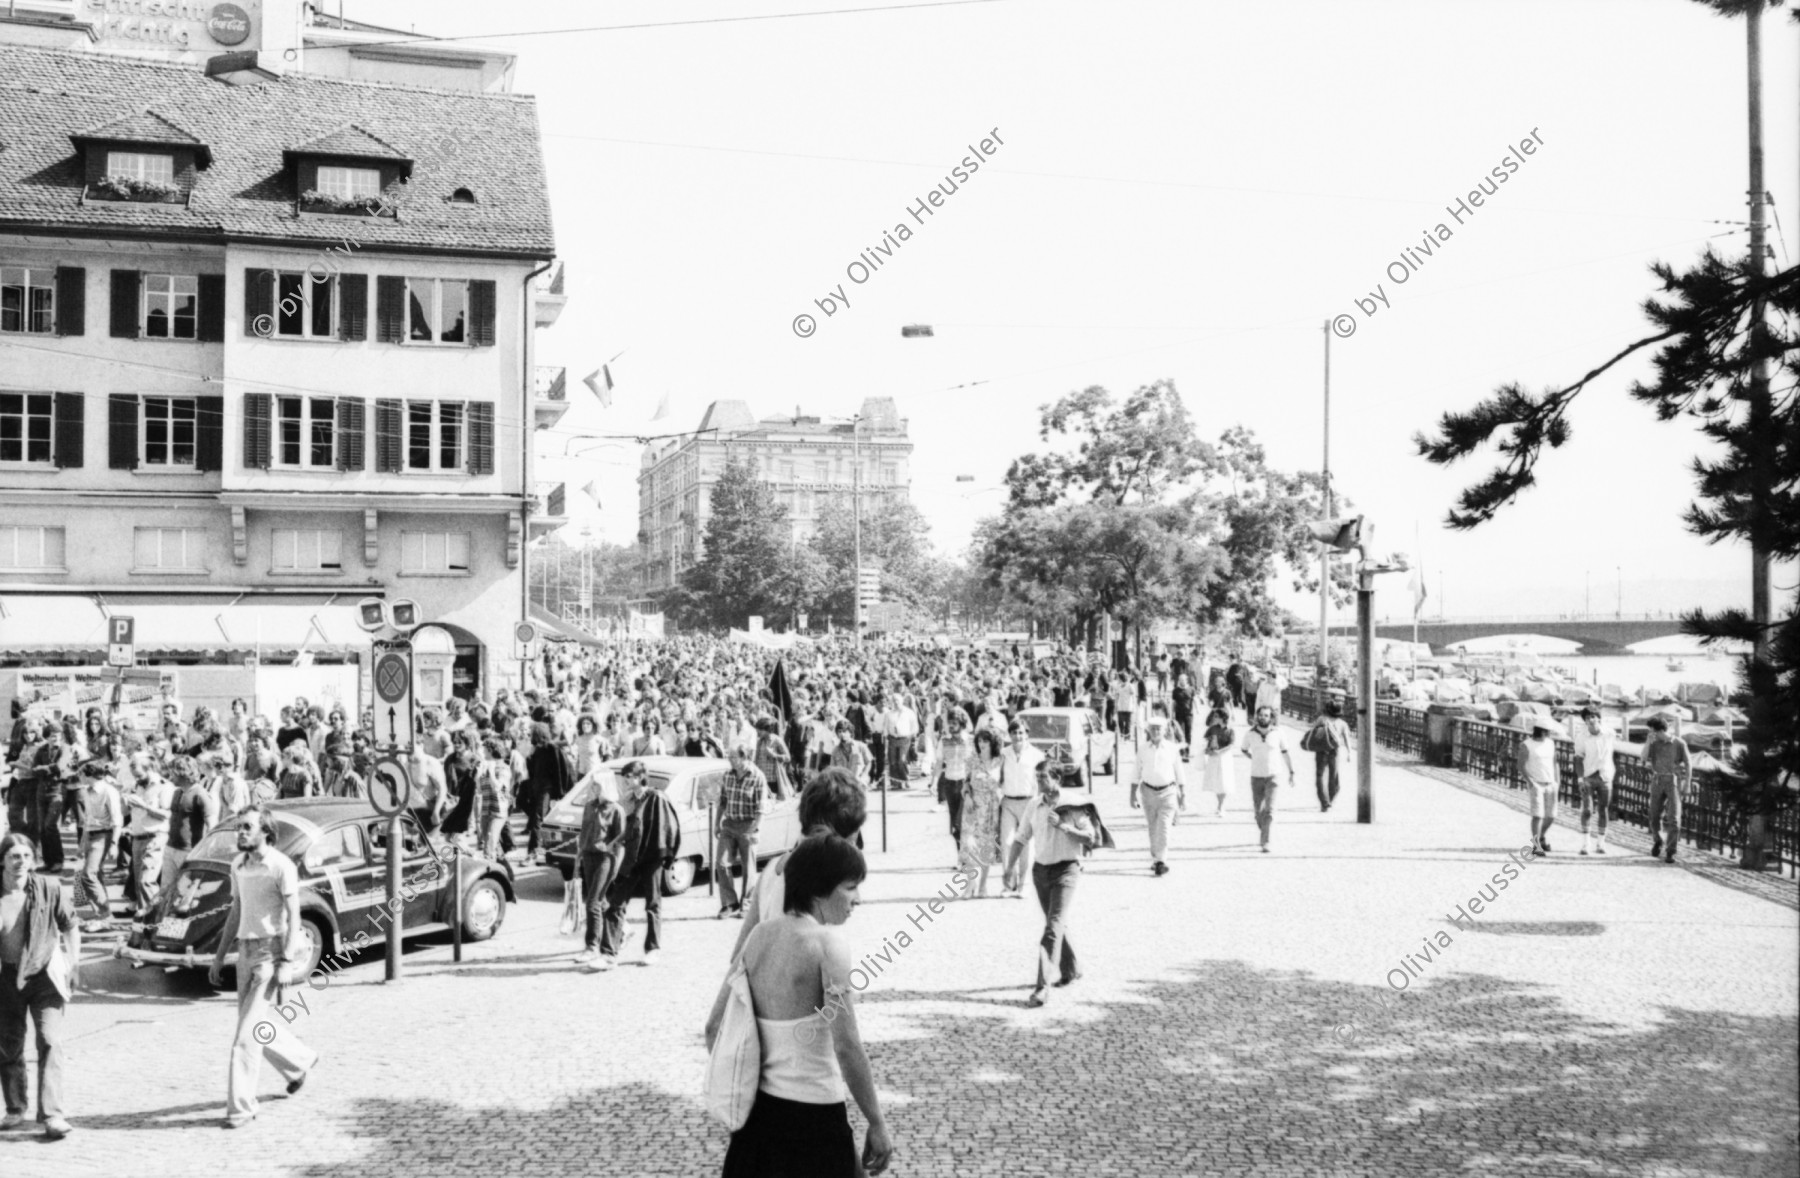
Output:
0,633,1299,1160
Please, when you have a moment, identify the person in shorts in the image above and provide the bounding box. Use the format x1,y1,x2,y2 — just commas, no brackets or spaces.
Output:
1518,721,1559,856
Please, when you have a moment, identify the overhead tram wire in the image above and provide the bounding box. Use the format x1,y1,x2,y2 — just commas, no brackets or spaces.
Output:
539,131,1754,230
878,227,1754,405
313,0,1012,50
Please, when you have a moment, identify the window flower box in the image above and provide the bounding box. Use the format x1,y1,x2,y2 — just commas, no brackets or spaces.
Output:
298,188,399,217
89,176,184,203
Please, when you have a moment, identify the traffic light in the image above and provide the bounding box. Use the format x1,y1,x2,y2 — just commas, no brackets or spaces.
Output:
1308,516,1366,553
390,599,421,630
356,598,389,633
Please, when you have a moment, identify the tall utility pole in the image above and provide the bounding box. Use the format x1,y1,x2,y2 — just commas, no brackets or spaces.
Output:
852,415,864,643
1745,0,1772,663
1318,320,1333,682
1741,0,1776,871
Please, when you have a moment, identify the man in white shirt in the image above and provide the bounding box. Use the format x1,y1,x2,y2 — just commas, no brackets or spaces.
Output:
1240,707,1295,853
1005,761,1097,1008
1130,716,1186,876
210,808,317,1129
122,754,174,916
1574,709,1616,856
886,696,920,790
997,721,1044,895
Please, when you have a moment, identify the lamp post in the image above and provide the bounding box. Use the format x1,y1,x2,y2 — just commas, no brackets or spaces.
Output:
852,414,863,643
1318,319,1333,683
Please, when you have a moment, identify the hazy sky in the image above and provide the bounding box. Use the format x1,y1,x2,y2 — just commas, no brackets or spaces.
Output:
355,0,1798,620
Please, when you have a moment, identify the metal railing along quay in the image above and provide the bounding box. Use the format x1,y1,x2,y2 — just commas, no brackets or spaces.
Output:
1280,685,1798,879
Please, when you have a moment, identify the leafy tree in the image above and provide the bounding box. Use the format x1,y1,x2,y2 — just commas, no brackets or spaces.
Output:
672,456,793,630
981,380,1352,644
808,493,933,625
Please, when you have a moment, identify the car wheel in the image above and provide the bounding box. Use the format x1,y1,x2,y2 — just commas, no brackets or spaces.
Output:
662,855,700,896
293,916,328,980
460,878,507,942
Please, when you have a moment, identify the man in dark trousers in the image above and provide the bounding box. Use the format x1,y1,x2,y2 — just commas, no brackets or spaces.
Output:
600,761,680,966
573,777,625,973
523,723,574,866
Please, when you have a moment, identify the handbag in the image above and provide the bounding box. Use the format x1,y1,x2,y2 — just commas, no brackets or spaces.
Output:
704,961,762,1131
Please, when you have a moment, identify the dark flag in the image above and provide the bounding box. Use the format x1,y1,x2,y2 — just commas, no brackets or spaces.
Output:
769,658,804,765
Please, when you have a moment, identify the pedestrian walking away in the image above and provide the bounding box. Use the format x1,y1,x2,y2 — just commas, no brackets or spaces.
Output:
1240,707,1295,853
209,808,319,1129
1130,716,1186,876
0,832,79,1140
1300,699,1352,812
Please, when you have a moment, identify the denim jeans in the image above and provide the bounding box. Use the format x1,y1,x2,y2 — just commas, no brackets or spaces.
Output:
76,829,113,916
602,869,661,956
886,737,914,787
1250,776,1278,846
1030,859,1081,989
1314,752,1340,810
578,850,619,952
0,964,65,1122
228,936,317,1124
1649,775,1682,850
715,817,758,911
131,831,167,914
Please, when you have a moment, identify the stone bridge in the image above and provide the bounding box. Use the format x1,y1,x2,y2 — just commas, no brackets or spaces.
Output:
1325,616,1689,655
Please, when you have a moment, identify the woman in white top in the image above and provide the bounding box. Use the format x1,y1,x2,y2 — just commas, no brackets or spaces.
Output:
708,833,892,1177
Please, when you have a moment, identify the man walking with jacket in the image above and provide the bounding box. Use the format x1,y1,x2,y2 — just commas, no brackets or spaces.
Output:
601,762,680,966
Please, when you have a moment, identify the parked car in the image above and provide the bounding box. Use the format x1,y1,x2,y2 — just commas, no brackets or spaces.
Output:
541,756,805,894
1017,707,1116,789
117,800,516,980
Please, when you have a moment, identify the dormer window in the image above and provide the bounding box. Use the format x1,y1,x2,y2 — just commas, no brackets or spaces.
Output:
317,166,382,201
107,151,175,186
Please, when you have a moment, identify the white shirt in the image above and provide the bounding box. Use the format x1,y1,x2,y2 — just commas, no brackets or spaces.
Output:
1241,726,1293,778
999,742,1043,798
1136,738,1186,788
1576,727,1617,782
888,705,920,739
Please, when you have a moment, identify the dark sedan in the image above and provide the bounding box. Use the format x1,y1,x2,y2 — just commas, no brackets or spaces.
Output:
117,800,516,980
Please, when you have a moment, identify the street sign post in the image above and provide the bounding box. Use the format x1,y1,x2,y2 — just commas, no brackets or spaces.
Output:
513,620,538,662
368,756,413,983
372,639,415,754
107,616,135,668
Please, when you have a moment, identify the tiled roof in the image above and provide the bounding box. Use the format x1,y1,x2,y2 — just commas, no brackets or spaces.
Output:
0,46,553,257
287,123,408,163
73,107,207,147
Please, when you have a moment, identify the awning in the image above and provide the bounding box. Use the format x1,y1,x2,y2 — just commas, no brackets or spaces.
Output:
0,594,365,657
529,604,603,647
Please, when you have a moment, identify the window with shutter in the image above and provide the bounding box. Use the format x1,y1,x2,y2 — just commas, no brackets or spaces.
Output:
337,397,366,470
53,267,84,336
242,391,271,469
468,401,494,475
375,276,405,342
244,268,274,338
197,274,225,342
195,394,224,471
374,398,402,472
109,270,140,338
339,274,368,341
470,279,496,347
105,393,137,470
52,392,84,469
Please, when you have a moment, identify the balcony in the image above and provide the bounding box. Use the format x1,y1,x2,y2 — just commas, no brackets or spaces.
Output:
530,481,567,539
534,364,569,429
534,261,568,328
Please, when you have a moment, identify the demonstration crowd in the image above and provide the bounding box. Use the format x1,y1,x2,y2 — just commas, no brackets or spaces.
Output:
0,633,1303,1163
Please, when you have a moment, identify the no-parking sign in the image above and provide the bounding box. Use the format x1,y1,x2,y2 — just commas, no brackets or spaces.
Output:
372,639,414,753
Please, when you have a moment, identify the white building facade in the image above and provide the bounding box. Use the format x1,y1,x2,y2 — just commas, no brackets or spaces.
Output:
0,25,560,701
636,397,912,593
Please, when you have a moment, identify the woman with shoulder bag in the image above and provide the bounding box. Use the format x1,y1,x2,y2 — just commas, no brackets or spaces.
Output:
706,833,892,1177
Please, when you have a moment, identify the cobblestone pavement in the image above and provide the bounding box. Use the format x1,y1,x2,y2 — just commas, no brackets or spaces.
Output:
6,739,1796,1178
